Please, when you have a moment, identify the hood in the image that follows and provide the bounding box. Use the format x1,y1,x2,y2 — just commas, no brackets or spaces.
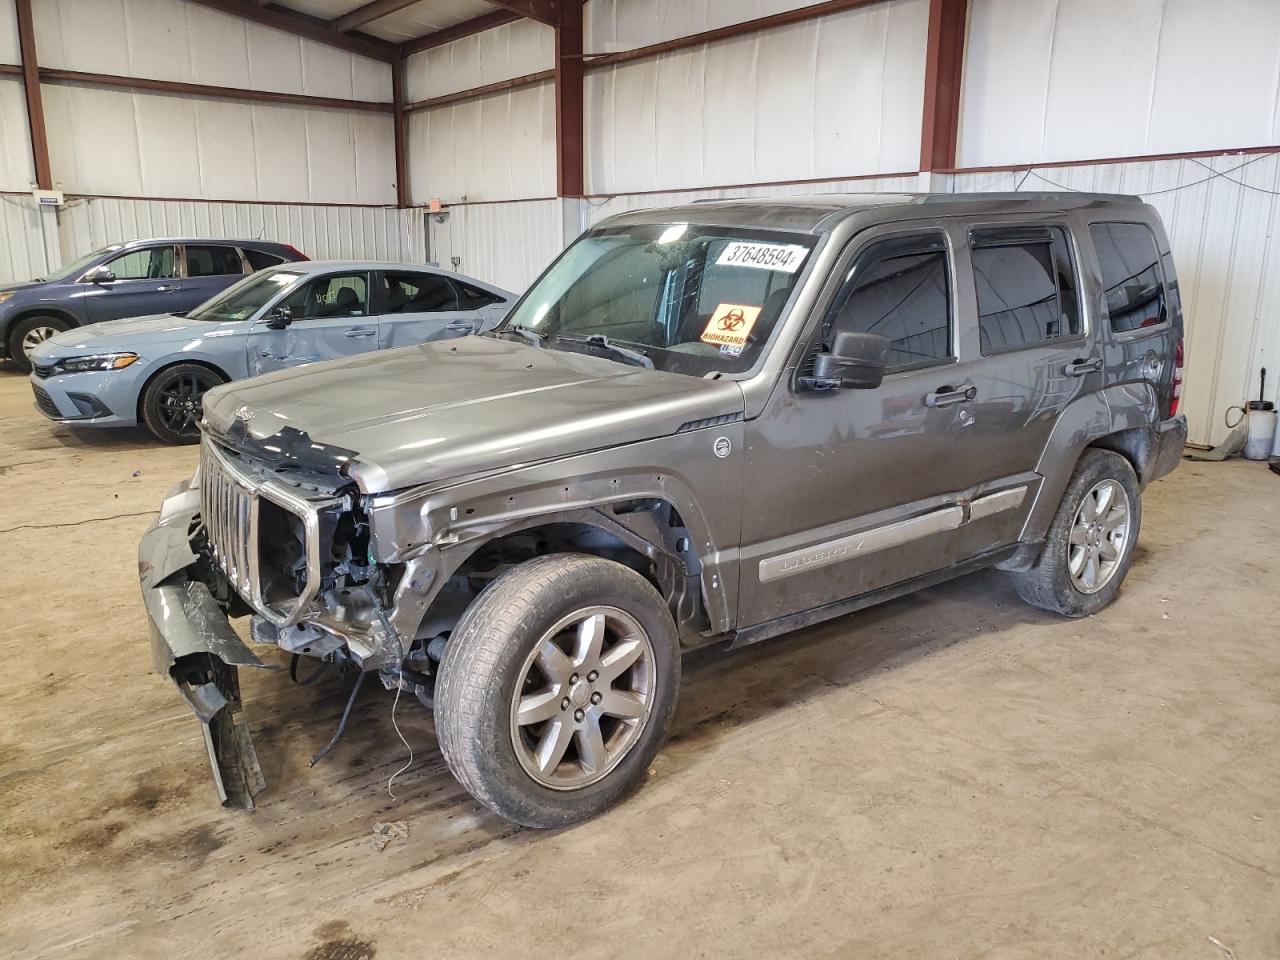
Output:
203,336,745,492
35,313,235,359
0,279,42,294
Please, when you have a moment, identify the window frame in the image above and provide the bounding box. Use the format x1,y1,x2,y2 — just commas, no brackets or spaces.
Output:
180,242,249,279
1085,219,1171,341
93,243,178,282
967,221,1086,358
807,227,960,380
280,271,372,323
375,269,462,315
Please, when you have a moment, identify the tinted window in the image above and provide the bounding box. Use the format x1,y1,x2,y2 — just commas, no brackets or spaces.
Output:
972,226,1080,354
185,244,244,278
825,233,953,371
1090,222,1167,332
279,273,369,320
456,282,503,309
244,249,286,271
106,245,176,280
382,272,458,314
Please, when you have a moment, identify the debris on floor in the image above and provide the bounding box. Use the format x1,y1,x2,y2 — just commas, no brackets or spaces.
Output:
371,820,408,853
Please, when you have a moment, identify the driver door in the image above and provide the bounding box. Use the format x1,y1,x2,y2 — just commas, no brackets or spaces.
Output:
248,271,376,375
83,244,180,322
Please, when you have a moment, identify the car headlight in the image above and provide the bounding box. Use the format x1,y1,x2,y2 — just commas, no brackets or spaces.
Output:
53,352,140,373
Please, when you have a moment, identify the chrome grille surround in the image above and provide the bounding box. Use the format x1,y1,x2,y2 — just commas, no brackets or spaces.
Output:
199,437,343,628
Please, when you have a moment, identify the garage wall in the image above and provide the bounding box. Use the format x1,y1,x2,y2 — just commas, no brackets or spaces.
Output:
959,0,1280,168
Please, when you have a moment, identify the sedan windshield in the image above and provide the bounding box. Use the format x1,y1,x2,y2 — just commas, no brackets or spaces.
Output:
495,223,817,376
188,270,302,321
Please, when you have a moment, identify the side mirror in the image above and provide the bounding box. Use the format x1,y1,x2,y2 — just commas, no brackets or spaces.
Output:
807,331,890,390
86,268,116,284
264,305,293,329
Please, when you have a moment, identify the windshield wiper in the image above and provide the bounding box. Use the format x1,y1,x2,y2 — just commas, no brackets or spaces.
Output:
494,323,546,348
553,334,654,369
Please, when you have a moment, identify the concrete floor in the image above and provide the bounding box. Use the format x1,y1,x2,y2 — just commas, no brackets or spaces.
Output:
1,366,1277,960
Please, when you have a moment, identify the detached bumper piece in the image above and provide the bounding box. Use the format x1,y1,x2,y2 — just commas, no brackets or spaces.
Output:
140,490,276,809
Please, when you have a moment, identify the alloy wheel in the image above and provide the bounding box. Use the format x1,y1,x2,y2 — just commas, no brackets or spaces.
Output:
1068,478,1131,594
21,324,58,359
156,370,219,438
509,605,656,790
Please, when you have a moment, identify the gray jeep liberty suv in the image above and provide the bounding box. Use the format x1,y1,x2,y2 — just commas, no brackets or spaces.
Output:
139,193,1187,827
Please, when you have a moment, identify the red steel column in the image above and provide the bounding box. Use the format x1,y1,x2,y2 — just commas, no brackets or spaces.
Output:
392,56,411,207
15,0,52,189
554,0,584,198
919,0,969,172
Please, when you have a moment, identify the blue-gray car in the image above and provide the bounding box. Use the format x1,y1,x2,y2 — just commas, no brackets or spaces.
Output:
1,237,308,372
29,260,514,443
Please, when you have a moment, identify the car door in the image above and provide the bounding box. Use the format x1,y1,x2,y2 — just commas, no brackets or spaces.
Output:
248,271,377,375
82,244,180,322
943,220,1093,561
739,226,974,627
376,270,481,348
180,243,248,313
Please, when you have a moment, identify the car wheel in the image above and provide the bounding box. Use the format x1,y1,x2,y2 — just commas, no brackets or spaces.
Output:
435,553,680,828
1011,449,1142,617
140,363,224,444
8,315,70,373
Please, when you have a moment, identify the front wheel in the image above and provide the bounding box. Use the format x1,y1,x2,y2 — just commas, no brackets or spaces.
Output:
140,363,224,444
1011,449,1142,617
435,554,680,828
8,315,70,372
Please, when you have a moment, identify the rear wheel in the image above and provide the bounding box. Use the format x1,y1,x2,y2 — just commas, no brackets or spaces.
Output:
434,554,680,828
8,315,70,373
1011,449,1141,617
140,363,224,444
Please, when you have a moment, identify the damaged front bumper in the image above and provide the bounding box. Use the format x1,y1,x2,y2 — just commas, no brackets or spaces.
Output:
139,476,277,809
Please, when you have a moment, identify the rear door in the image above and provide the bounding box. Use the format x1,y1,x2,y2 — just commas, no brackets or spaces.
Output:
376,270,479,348
180,243,249,312
248,271,376,375
83,244,180,322
944,220,1094,560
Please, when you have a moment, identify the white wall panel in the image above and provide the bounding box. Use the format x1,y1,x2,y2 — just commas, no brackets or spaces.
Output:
431,199,564,292
0,0,20,62
0,78,33,191
959,0,1280,167
406,18,553,102
948,152,1280,448
33,0,391,101
585,0,928,195
408,81,555,204
41,84,396,204
586,0,833,52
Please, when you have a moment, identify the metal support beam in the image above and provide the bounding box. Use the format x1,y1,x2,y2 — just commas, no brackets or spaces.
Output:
333,0,419,34
488,0,559,27
400,10,521,57
554,1,583,197
403,69,553,113
14,0,51,189
188,0,399,62
392,58,410,207
919,0,968,171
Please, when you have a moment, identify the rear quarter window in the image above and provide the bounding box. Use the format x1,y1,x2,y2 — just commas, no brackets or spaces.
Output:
1089,222,1167,333
245,249,287,271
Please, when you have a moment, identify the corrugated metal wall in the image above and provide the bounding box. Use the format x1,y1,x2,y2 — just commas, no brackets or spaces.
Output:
428,199,565,292
0,193,426,282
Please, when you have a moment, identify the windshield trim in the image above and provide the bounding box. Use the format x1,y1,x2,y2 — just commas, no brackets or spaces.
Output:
493,222,825,382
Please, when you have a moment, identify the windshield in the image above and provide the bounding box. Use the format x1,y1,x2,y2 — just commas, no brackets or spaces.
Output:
495,223,817,376
188,270,303,321
38,245,122,282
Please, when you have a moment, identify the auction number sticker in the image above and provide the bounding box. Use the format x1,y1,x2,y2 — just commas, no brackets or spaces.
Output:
716,241,809,273
701,302,762,350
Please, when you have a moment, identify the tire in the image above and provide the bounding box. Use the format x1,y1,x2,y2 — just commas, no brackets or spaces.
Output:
8,314,71,373
139,363,225,444
1011,449,1142,617
435,553,680,828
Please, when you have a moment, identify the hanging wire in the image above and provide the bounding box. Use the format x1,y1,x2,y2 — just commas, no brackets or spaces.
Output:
1014,151,1279,197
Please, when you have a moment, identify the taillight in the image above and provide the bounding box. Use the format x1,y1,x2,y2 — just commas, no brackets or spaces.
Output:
282,244,309,261
1170,336,1184,417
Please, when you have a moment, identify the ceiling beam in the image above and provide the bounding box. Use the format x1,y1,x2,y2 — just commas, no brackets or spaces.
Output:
400,9,520,56
486,0,558,27
333,0,419,33
188,0,399,61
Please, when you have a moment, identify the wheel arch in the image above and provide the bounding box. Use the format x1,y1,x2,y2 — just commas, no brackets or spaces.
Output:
3,306,80,355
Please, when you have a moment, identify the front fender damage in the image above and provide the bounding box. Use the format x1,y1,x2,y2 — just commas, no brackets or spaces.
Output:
140,483,277,809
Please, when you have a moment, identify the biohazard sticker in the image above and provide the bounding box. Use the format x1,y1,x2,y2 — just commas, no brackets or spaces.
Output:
701,303,761,350
716,241,809,273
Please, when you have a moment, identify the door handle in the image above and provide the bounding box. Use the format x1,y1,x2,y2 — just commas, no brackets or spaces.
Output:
343,328,376,339
156,284,177,292
447,320,474,333
1064,357,1102,376
924,385,977,408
